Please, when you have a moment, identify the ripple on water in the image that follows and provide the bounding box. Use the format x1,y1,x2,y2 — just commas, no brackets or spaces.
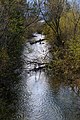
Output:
23,72,64,120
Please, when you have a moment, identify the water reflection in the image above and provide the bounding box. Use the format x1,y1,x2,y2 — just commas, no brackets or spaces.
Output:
22,71,64,120
48,78,80,120
23,33,49,71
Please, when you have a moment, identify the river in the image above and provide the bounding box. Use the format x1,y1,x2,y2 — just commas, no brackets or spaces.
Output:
0,33,80,120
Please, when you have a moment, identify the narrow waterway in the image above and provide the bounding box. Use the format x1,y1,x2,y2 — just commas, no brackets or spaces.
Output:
0,33,80,120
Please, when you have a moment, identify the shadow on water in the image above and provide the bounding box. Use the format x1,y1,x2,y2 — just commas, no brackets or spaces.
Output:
47,77,80,120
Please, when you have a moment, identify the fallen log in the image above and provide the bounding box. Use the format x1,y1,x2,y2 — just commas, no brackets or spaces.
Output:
29,66,46,72
30,39,45,45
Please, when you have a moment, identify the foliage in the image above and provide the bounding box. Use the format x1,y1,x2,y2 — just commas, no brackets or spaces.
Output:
0,0,39,77
43,0,80,80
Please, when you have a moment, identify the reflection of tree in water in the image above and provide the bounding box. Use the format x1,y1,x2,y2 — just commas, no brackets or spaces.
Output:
69,79,80,96
47,73,80,96
48,76,80,120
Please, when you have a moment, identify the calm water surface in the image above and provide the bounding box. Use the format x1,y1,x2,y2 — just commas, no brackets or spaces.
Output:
0,33,80,120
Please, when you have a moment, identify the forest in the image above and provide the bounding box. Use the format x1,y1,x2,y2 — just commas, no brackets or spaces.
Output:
0,0,80,120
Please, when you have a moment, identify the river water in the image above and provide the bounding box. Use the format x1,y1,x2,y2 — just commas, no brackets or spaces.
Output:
0,33,80,120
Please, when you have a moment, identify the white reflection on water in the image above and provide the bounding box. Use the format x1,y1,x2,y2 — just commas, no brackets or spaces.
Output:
24,72,63,120
23,33,49,71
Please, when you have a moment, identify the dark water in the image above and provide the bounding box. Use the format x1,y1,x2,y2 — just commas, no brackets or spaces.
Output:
0,34,80,120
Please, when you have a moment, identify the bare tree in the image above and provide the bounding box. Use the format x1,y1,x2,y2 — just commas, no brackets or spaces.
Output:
40,0,67,47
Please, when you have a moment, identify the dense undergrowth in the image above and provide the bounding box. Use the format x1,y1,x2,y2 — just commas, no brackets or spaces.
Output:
43,0,80,81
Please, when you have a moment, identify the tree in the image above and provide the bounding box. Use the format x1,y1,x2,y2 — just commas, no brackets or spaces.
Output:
41,0,68,47
0,0,41,76
42,0,80,80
